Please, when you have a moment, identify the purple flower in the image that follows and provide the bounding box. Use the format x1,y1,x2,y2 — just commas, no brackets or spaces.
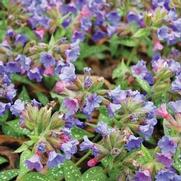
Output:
108,86,127,104
125,135,143,151
92,30,106,42
15,34,28,47
155,170,181,181
106,11,121,25
31,99,41,107
64,116,84,128
61,140,79,159
65,42,80,62
156,153,172,168
16,55,31,72
6,84,17,101
0,102,9,116
95,121,113,137
169,100,181,113
134,170,152,181
72,31,85,42
63,98,79,116
47,151,65,168
157,26,170,41
10,99,25,116
40,52,55,68
139,124,154,139
6,62,21,73
25,154,43,171
127,11,142,26
108,103,121,117
172,75,181,94
131,60,153,85
80,136,99,156
158,136,177,154
83,93,102,116
27,67,43,82
80,17,92,31
59,63,76,82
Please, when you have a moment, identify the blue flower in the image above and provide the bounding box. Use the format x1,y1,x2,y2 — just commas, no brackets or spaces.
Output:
95,121,113,137
106,11,121,26
65,42,80,62
10,99,25,116
158,136,177,154
47,151,65,168
61,140,79,159
59,63,76,82
125,135,143,151
134,170,152,181
155,169,181,181
40,52,55,68
83,93,102,116
25,154,43,171
169,100,181,113
0,102,9,116
27,67,43,82
156,153,172,168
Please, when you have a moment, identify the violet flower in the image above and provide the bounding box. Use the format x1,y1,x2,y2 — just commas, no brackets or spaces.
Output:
61,139,79,159
10,99,25,116
25,154,43,171
27,67,43,82
125,135,143,151
47,151,65,168
40,52,55,68
63,98,79,116
158,136,177,154
95,121,114,137
83,93,102,116
134,170,152,181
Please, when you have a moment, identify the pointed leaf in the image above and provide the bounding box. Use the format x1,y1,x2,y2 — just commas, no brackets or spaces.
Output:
0,169,19,181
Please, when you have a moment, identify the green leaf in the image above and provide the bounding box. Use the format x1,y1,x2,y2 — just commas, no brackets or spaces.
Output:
43,76,58,90
49,35,55,50
80,167,107,181
16,27,37,40
0,169,19,181
89,80,104,93
18,150,33,178
0,156,7,165
47,164,64,181
21,172,51,181
0,111,9,123
63,160,81,181
133,29,150,38
119,39,137,47
19,86,31,101
163,121,177,137
137,145,153,164
2,0,9,8
2,119,30,137
36,92,49,106
173,147,181,174
112,61,130,79
135,77,151,95
11,74,33,86
79,43,108,60
15,141,34,153
71,126,94,140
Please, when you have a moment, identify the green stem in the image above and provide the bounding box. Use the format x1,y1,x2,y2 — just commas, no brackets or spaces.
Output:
75,151,92,166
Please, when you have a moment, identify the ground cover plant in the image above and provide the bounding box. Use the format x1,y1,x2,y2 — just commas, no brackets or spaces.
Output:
0,0,181,180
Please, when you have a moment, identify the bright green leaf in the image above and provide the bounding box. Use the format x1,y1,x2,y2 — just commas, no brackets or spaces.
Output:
71,126,94,140
21,172,50,181
63,160,81,181
0,169,19,181
36,92,49,106
19,86,31,101
80,167,107,181
0,156,7,165
133,29,150,38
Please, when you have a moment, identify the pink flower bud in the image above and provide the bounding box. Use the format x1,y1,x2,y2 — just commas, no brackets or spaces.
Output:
156,104,171,120
35,28,46,39
87,158,98,167
54,81,65,93
154,40,163,51
43,66,54,76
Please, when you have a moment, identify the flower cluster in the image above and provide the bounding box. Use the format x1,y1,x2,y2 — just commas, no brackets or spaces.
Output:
0,0,181,180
